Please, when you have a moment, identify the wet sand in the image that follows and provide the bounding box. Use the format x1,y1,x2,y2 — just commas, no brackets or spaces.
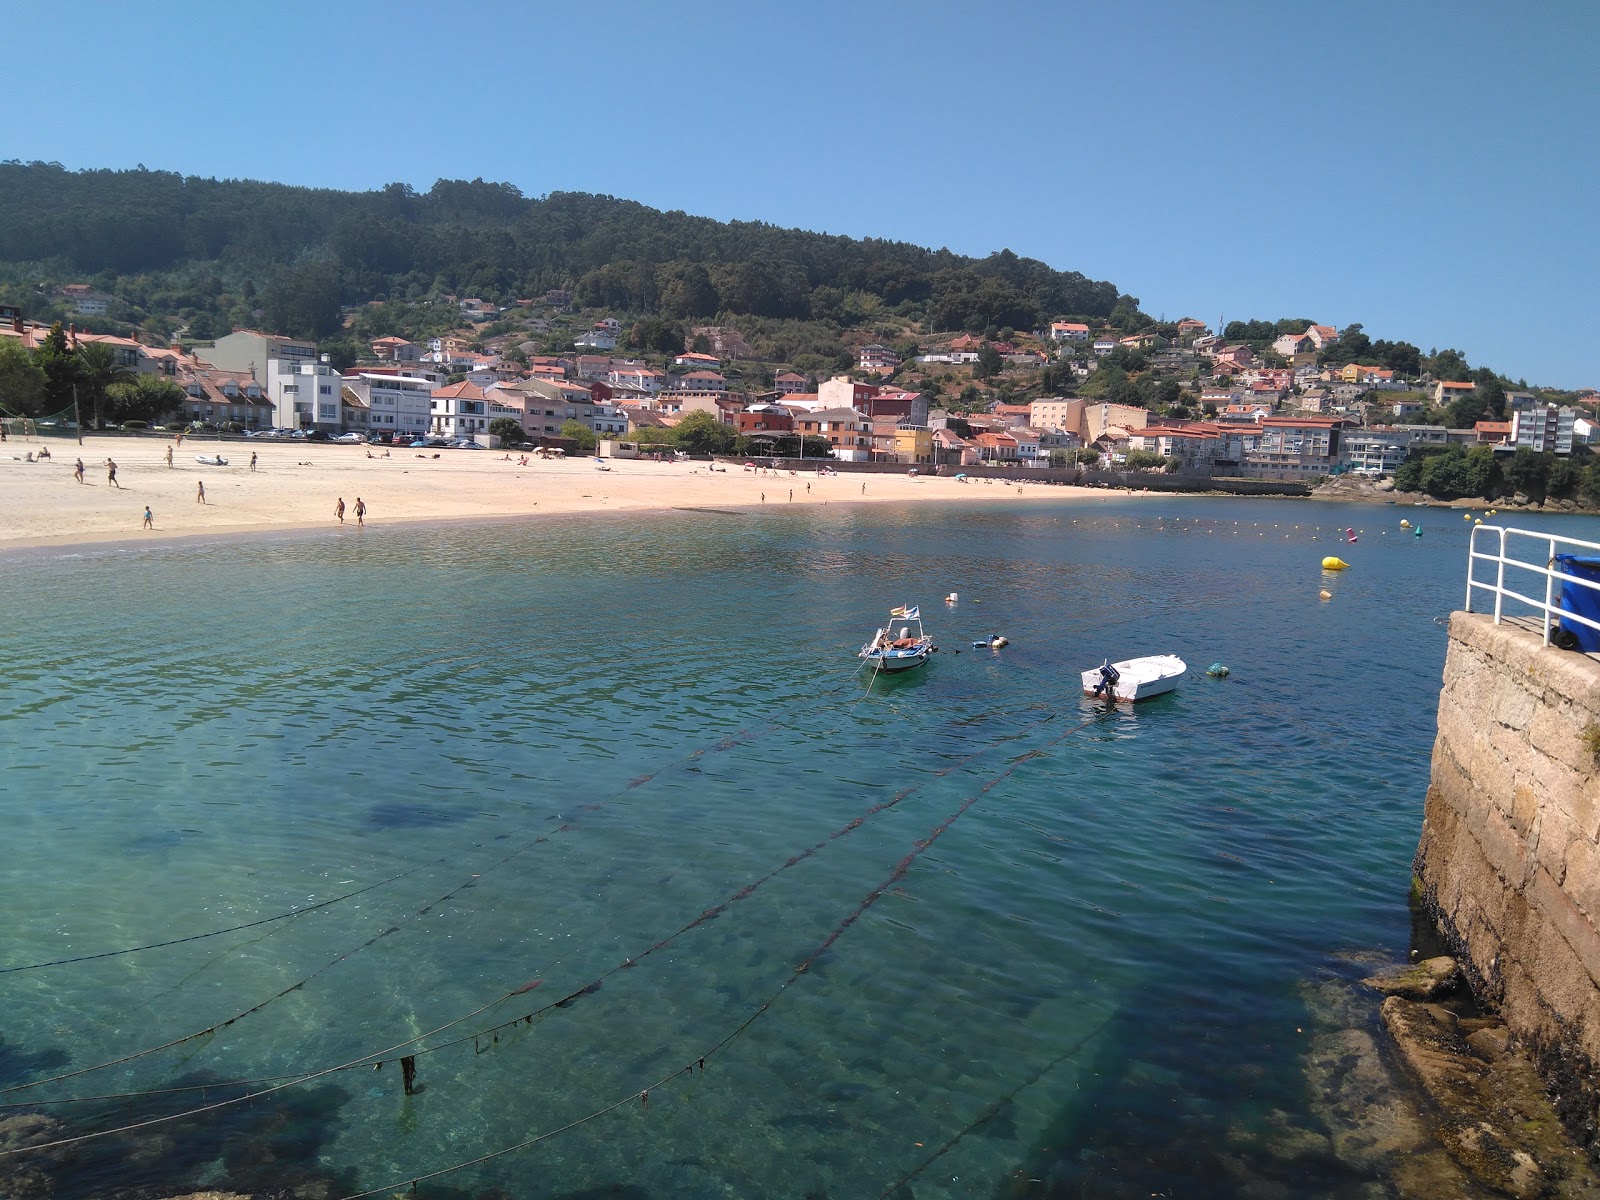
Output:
0,436,1141,551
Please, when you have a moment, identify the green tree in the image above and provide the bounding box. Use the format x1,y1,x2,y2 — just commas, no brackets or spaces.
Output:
261,259,342,340
1420,445,1497,500
1446,390,1490,430
34,323,78,418
105,375,185,425
559,419,598,454
1125,449,1169,470
658,263,720,320
1547,457,1581,500
1504,448,1550,500
0,338,46,416
975,342,1003,379
489,417,526,445
625,316,686,356
1475,378,1507,422
673,409,735,455
1580,461,1600,504
77,342,134,428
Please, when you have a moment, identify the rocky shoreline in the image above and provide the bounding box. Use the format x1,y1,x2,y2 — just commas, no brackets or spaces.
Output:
1312,474,1600,515
1302,954,1600,1199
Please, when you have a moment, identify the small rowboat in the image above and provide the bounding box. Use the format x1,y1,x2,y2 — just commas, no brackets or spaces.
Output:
859,605,934,674
1082,654,1186,702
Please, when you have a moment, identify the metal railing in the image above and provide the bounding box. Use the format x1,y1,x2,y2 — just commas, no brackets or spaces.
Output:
1466,525,1600,649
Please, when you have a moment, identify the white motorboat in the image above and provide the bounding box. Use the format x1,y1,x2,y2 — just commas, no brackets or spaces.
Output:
1082,654,1186,702
859,605,934,674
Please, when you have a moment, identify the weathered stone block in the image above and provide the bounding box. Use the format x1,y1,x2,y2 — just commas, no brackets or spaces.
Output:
1493,683,1538,732
1567,837,1600,926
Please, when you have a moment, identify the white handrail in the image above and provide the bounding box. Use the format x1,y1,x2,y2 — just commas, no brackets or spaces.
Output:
1466,525,1600,649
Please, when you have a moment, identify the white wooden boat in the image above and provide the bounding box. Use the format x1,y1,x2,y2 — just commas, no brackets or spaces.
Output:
1082,654,1186,702
859,605,934,673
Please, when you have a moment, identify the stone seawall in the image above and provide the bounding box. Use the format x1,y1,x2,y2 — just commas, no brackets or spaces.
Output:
1416,612,1600,1151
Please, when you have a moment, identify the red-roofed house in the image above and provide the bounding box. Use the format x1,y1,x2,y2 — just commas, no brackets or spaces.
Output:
1050,321,1090,343
371,336,420,363
1474,420,1511,445
431,380,492,440
1433,380,1477,405
669,370,728,394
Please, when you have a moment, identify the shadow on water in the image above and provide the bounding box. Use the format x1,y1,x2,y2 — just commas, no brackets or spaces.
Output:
0,1038,71,1089
993,987,1379,1199
0,1070,359,1200
367,800,470,830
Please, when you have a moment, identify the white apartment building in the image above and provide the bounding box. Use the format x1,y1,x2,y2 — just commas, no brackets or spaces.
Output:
345,373,435,438
1512,405,1577,455
268,356,343,430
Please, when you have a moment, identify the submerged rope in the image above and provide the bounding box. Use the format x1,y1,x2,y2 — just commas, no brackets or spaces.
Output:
0,679,878,1100
0,863,431,975
4,695,1076,1114
325,708,1117,1199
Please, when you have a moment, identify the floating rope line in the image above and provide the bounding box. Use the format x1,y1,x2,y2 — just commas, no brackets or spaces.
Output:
0,816,585,1099
0,862,433,975
3,696,1081,1113
2,708,1113,1161
0,677,882,1100
873,1012,1117,1199
322,707,1119,1200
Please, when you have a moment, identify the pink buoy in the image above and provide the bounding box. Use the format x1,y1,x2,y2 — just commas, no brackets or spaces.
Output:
1345,528,1358,543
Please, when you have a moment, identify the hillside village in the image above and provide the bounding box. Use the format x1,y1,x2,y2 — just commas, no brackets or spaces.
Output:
4,290,1599,499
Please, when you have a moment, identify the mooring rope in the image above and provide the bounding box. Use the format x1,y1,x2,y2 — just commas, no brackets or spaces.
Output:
0,675,884,1099
317,707,1118,1200
3,693,1078,1115
0,861,433,975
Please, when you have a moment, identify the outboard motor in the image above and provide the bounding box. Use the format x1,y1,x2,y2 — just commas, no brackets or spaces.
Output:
1092,659,1120,697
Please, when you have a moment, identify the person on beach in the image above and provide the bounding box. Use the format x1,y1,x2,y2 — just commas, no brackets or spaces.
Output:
175,432,184,448
142,506,153,529
196,480,206,504
250,451,257,472
335,497,346,524
165,445,174,468
73,458,84,484
106,459,119,488
861,482,866,495
354,497,366,526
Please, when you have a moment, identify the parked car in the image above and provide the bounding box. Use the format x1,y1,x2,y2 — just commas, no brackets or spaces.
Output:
449,439,484,449
302,430,332,442
334,432,364,444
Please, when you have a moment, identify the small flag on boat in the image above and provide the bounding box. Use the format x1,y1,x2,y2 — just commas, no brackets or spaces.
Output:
889,605,920,620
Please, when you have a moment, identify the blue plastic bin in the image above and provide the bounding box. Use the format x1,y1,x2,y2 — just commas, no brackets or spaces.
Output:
1554,554,1600,652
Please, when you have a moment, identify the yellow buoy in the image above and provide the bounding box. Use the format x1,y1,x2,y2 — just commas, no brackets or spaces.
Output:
1474,518,1483,525
1319,589,1332,600
1400,519,1412,529
1322,556,1350,570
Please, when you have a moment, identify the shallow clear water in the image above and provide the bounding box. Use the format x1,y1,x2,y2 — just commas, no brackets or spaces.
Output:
2,497,1596,1199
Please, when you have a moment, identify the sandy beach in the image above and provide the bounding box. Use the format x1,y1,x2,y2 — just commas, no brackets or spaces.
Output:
0,435,1137,550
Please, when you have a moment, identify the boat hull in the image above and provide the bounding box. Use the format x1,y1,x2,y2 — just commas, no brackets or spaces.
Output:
862,643,933,673
1081,654,1186,703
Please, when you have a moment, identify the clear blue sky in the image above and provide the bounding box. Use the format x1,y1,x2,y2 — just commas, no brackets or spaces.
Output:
9,0,1596,388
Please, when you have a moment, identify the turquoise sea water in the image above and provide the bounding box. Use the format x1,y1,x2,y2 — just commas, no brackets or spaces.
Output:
2,496,1597,1199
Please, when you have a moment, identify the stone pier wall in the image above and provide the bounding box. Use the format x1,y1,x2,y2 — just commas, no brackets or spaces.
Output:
1416,612,1600,1143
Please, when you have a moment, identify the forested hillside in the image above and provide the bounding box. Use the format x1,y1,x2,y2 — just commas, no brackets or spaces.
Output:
0,163,1137,342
